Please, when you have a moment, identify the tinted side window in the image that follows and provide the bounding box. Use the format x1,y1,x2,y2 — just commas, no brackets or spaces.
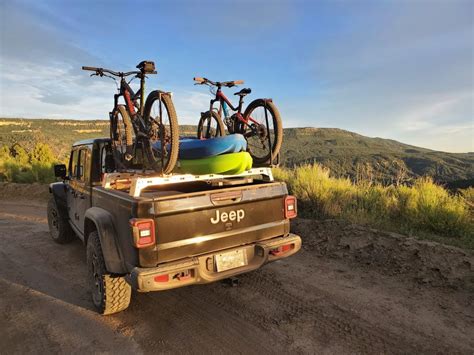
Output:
78,149,86,181
69,150,79,178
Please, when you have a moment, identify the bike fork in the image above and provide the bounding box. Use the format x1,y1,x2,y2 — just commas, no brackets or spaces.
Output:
263,99,273,166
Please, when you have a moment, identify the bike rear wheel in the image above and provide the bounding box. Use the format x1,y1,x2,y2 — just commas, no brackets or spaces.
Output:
239,99,283,165
143,90,179,174
197,110,225,139
110,105,134,170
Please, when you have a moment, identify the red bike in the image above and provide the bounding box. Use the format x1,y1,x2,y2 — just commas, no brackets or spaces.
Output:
194,77,283,165
82,61,179,174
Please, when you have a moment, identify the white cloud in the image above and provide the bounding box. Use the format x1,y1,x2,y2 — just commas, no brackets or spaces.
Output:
170,89,214,125
0,59,113,119
397,92,473,132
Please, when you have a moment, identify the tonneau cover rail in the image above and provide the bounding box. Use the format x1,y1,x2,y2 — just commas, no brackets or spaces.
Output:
102,168,274,197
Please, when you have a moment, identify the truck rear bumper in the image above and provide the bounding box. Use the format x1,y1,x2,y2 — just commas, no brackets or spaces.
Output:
129,233,301,292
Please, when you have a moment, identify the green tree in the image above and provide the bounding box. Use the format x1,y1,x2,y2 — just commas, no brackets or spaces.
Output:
0,143,57,183
30,143,55,165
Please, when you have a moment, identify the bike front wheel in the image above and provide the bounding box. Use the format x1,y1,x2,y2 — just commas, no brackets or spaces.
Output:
197,110,225,139
239,99,283,165
143,90,179,174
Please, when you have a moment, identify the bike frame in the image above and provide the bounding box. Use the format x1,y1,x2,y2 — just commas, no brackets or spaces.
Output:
115,74,168,168
210,87,259,127
198,77,277,165
111,75,149,134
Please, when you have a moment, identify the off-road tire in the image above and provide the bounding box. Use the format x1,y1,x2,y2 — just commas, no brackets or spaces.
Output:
143,90,179,174
241,99,283,165
197,110,226,138
47,197,74,244
86,231,131,315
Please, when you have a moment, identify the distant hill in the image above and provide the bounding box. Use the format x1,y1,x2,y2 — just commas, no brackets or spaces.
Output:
281,128,474,184
1,119,472,184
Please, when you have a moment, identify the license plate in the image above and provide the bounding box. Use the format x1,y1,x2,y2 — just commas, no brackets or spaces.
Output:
215,249,247,272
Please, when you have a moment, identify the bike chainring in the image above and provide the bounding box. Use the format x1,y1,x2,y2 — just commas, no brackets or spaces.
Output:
224,117,234,133
256,123,267,140
148,121,160,141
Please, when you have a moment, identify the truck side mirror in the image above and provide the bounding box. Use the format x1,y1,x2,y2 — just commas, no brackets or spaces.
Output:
54,164,67,179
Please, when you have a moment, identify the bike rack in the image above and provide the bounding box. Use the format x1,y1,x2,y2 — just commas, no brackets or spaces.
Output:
101,167,274,197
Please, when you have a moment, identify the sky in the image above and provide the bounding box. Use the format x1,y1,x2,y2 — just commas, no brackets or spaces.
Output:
0,0,473,153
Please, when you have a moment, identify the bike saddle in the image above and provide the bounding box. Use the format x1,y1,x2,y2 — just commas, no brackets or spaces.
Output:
234,88,252,96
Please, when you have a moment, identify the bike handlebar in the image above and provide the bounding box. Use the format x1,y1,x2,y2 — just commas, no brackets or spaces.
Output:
82,66,99,71
82,66,148,78
193,77,244,87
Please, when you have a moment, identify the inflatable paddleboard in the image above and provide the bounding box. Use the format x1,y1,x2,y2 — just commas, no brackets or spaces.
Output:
153,134,247,160
176,152,253,175
178,134,247,160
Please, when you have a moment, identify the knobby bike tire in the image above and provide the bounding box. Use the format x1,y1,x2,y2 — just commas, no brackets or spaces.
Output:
197,110,225,139
111,105,134,169
143,90,179,174
241,99,283,164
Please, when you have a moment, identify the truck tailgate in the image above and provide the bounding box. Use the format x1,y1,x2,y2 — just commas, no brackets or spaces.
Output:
139,182,290,266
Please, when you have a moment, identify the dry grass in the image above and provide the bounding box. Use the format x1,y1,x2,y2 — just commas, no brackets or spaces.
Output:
0,120,28,126
275,164,473,249
73,129,103,133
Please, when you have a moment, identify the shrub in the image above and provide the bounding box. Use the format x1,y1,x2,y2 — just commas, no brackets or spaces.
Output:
0,143,57,183
275,164,473,246
460,187,474,207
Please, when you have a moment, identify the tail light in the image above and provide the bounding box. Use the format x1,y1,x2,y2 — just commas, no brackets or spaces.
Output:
154,274,169,282
284,195,297,219
130,218,155,248
270,243,294,256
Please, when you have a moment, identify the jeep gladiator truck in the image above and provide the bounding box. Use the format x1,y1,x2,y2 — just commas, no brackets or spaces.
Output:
47,138,301,315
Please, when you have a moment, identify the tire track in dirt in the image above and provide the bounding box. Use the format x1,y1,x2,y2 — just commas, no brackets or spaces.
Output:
1,200,473,354
0,202,286,353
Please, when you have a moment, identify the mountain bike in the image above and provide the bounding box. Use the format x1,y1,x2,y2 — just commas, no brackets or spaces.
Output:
194,77,282,165
82,61,179,174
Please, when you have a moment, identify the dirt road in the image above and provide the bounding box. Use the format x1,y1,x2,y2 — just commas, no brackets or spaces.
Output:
1,199,473,354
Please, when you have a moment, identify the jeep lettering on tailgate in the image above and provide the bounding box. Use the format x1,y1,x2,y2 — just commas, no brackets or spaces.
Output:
210,209,245,224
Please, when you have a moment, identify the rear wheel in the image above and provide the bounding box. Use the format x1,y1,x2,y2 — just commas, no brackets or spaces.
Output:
86,231,131,315
197,110,225,139
239,99,283,164
143,90,179,174
110,105,134,170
